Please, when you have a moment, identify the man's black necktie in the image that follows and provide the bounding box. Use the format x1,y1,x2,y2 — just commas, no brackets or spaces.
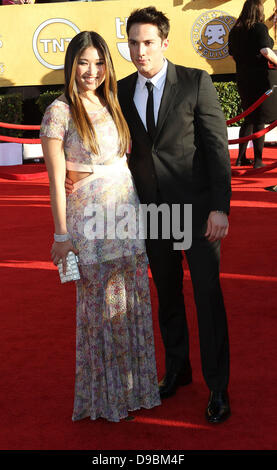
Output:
146,81,156,141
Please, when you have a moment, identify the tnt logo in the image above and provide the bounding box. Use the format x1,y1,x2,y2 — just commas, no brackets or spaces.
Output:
33,18,80,70
115,17,131,62
191,10,235,60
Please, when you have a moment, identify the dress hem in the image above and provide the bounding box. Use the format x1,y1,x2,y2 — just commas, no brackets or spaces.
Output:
71,400,161,423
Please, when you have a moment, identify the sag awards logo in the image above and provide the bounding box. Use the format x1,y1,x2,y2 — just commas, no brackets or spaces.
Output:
115,17,131,61
33,18,80,69
191,10,235,60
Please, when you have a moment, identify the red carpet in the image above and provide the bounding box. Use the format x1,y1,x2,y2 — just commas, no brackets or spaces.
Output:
0,163,47,181
0,148,277,452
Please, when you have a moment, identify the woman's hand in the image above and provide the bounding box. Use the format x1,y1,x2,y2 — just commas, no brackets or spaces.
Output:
51,240,79,274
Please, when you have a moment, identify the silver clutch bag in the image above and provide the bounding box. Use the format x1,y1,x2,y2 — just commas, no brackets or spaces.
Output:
57,251,80,284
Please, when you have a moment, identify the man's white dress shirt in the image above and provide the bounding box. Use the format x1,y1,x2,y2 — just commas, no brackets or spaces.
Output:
133,60,168,130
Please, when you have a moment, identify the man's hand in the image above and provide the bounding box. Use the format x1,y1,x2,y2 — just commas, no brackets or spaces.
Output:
205,211,229,242
65,176,74,195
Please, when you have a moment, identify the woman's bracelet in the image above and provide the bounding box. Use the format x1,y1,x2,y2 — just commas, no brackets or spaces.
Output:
54,232,70,242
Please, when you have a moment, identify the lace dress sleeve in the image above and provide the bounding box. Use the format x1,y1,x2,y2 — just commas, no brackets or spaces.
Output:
40,100,68,141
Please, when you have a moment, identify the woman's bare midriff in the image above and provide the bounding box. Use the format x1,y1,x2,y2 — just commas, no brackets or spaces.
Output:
67,170,92,184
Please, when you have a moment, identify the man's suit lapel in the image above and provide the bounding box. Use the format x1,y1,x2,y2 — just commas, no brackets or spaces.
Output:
121,72,149,139
155,61,178,141
121,61,178,143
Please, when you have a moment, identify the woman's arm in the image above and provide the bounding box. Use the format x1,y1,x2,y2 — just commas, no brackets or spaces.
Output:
41,136,67,234
260,47,277,65
41,136,77,272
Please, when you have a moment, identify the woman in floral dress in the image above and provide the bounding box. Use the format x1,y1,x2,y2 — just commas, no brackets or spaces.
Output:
40,31,161,422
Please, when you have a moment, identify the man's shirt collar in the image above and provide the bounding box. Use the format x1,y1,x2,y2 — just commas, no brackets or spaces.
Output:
136,59,168,90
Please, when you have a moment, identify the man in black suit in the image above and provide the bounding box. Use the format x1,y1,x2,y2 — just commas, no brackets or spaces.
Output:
117,6,232,424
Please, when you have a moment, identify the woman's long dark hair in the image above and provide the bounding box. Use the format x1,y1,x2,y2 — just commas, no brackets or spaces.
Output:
64,31,130,156
233,0,265,30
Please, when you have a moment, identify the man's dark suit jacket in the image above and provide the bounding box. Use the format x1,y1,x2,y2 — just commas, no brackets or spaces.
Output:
117,61,232,236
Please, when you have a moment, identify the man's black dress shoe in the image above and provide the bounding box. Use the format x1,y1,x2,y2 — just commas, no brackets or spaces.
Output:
235,157,254,166
159,368,192,399
265,184,277,192
205,390,231,424
253,161,265,169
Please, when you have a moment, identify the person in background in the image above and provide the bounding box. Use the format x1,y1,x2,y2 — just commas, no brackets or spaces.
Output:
229,0,277,168
40,31,161,422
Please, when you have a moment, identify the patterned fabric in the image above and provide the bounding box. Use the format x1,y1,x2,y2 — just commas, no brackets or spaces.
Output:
65,159,146,265
40,98,122,168
40,96,161,421
74,254,160,422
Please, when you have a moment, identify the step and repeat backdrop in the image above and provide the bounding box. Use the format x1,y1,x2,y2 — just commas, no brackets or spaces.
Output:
0,0,276,87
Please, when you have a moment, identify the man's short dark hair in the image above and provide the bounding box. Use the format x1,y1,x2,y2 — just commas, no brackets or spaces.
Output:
126,6,170,40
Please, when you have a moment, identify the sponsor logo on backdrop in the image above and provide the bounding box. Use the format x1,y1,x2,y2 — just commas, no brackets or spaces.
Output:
191,10,235,60
115,17,131,62
33,18,80,70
